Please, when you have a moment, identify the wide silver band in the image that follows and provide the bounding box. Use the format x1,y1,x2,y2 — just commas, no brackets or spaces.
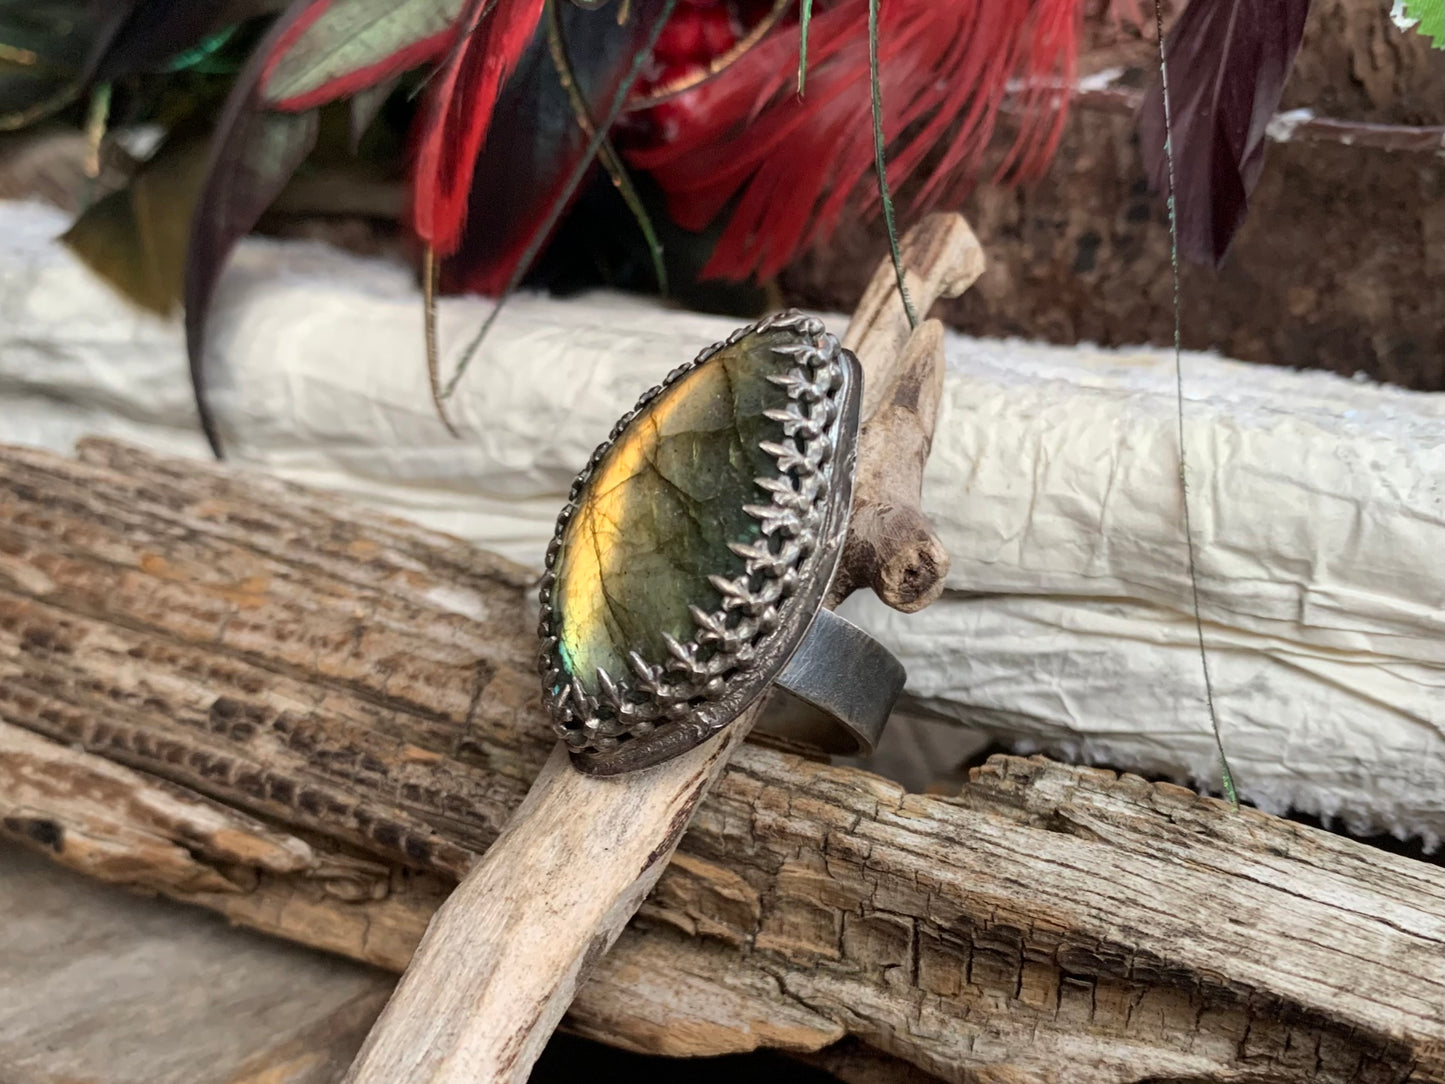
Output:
758,608,905,757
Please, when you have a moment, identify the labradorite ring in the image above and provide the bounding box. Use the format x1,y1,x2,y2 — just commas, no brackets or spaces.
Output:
537,311,906,775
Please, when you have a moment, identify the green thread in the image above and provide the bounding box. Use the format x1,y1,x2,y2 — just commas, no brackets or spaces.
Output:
796,0,813,95
868,0,917,330
1154,0,1238,810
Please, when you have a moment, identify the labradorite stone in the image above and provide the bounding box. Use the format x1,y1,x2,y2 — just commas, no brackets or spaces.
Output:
553,329,801,695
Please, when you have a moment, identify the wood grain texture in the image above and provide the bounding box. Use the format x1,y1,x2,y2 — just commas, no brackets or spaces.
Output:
1,437,1441,1083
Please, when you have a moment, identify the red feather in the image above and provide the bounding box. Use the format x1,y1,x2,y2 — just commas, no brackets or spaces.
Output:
440,0,682,297
412,0,548,256
628,0,1083,280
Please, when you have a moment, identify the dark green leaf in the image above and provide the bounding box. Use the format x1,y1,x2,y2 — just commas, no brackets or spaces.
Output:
62,137,211,314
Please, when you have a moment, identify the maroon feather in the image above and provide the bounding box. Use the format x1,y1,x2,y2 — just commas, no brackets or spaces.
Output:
1138,0,1310,266
184,1,321,457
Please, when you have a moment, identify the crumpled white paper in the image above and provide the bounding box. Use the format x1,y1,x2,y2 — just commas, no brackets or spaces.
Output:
2,199,1441,845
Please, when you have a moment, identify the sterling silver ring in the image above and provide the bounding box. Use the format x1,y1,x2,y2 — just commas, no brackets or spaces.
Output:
537,311,906,775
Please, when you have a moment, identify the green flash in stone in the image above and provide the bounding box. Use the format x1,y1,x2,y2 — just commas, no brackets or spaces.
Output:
551,328,803,696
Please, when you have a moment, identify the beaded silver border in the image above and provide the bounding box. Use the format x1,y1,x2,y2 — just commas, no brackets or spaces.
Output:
537,310,862,774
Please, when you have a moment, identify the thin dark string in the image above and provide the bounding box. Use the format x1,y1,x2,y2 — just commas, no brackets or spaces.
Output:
546,0,667,295
1154,0,1238,808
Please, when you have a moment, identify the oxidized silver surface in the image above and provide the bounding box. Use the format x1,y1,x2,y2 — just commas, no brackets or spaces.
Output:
537,310,863,774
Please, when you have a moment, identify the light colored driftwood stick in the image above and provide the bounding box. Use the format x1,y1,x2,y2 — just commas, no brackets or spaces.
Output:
842,214,985,417
829,319,950,612
339,732,757,1082
1,439,1441,1082
342,214,984,1083
823,216,982,612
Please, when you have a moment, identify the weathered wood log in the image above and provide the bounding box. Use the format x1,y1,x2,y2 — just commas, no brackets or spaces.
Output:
1,437,1441,1083
342,214,980,1083
8,195,1440,839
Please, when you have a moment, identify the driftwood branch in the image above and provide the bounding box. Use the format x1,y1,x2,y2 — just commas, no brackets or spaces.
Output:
0,437,1441,1083
343,213,980,1082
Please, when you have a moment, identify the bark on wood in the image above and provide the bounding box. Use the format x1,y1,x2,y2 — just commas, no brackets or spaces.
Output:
342,213,976,1083
1,438,1441,1083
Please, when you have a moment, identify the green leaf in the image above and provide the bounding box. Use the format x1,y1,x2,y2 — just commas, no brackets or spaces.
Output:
63,137,212,314
1395,0,1444,47
261,0,466,107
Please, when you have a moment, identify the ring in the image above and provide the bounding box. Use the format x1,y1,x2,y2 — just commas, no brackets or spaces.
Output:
537,311,906,775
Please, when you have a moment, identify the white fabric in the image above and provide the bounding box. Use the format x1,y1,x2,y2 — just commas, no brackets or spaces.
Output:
2,199,1441,845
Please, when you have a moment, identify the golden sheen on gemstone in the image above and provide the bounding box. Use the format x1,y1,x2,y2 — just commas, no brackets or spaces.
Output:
553,328,801,695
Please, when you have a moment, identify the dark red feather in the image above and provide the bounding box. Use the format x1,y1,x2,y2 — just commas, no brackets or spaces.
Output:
627,0,1083,281
412,0,548,257
445,0,677,296
1138,0,1310,265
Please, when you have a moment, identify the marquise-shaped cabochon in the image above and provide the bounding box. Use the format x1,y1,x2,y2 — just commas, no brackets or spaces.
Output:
552,328,803,695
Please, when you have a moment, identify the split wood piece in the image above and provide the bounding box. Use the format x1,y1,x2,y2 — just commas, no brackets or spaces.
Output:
0,438,1441,1082
4,718,1442,1084
343,212,983,1083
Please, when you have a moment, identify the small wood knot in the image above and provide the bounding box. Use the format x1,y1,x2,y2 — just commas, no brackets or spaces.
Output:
873,518,950,613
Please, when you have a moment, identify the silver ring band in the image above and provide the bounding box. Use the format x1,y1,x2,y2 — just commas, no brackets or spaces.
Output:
759,608,904,757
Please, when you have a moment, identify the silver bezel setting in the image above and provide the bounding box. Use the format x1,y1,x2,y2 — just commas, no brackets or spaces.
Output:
537,310,863,774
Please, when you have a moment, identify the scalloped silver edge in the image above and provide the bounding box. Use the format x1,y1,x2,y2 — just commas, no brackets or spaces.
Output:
535,310,861,774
